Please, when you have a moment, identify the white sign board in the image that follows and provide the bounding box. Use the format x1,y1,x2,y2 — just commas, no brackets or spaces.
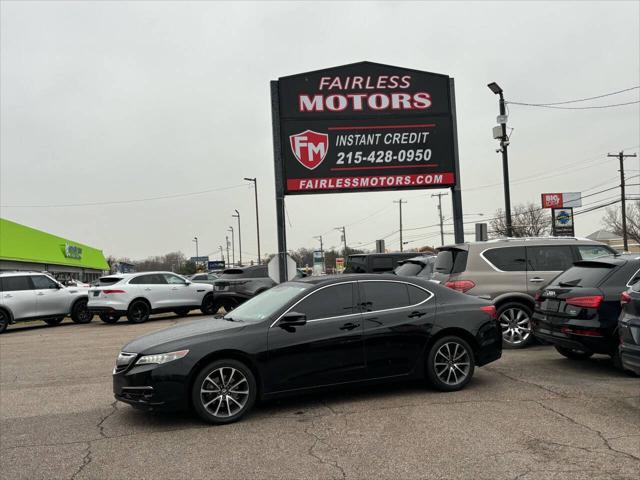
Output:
562,192,582,208
268,254,298,283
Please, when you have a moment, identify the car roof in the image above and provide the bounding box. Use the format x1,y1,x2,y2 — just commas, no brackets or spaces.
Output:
573,253,640,267
0,271,53,277
100,271,179,278
439,237,613,250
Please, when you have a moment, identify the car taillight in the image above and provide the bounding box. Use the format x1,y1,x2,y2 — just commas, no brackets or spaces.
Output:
445,280,476,293
480,305,497,320
561,326,603,337
104,289,126,294
565,295,603,309
534,291,542,306
620,291,631,305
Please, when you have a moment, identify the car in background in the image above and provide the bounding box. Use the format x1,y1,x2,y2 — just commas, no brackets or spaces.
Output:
112,274,502,424
0,272,91,333
532,254,640,371
393,254,436,279
88,272,215,324
189,272,219,286
619,280,640,375
431,237,617,349
211,265,276,313
64,279,91,288
344,252,419,274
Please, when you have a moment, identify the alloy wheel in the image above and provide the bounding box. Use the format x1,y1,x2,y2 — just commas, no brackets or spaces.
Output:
434,341,471,386
499,308,531,345
200,367,250,418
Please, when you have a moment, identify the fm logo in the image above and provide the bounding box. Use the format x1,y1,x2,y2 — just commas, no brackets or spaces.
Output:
289,130,329,170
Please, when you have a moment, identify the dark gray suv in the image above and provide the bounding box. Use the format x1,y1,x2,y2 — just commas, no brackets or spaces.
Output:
211,266,276,313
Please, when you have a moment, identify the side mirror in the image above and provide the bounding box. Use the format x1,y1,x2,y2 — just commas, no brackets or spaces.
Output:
279,311,307,327
184,280,191,285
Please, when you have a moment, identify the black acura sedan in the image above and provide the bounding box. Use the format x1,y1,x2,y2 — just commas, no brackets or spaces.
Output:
113,274,502,424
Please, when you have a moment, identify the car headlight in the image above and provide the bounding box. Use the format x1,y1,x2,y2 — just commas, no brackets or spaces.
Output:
136,350,189,366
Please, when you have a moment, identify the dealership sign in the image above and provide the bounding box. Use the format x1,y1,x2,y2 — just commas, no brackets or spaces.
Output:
275,62,457,195
541,192,582,209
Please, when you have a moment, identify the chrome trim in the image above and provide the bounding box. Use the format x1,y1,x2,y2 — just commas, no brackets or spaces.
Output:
269,280,433,328
479,247,514,273
626,268,640,288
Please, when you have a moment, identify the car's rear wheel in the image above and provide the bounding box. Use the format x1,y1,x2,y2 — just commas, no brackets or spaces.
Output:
44,316,64,326
200,294,215,315
555,345,593,360
99,313,121,324
191,359,257,424
0,310,10,334
498,302,533,349
212,298,238,316
173,308,190,317
426,336,475,391
71,299,92,324
127,300,150,324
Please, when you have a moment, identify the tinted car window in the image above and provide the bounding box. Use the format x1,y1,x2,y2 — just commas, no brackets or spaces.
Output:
577,245,615,260
130,274,166,285
483,247,526,272
552,264,615,287
31,275,59,289
98,277,123,285
408,284,431,304
627,269,640,287
435,249,468,274
344,256,367,273
371,257,394,272
395,262,423,276
361,281,410,311
526,246,574,271
1,276,32,292
294,283,355,320
220,267,267,279
192,274,207,281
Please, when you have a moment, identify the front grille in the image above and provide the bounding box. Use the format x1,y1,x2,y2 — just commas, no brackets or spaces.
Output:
114,352,137,374
120,386,154,402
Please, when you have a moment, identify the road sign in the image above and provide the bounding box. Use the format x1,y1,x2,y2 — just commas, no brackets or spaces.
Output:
207,260,225,270
267,254,297,283
190,256,209,263
552,208,574,237
275,62,458,195
541,192,582,209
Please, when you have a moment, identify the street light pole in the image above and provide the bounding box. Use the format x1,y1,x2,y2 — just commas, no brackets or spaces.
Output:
233,210,242,266
488,82,513,237
244,177,261,264
192,236,199,269
225,236,230,266
219,245,224,262
228,226,235,266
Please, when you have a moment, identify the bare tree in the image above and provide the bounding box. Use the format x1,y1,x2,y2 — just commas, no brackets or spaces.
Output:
602,201,640,245
491,202,551,238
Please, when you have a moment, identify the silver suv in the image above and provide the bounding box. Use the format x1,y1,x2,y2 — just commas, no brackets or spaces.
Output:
0,271,91,333
431,237,617,348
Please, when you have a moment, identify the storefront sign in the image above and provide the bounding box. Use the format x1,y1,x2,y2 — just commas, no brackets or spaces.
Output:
552,208,575,237
275,62,457,195
541,192,582,209
63,243,83,260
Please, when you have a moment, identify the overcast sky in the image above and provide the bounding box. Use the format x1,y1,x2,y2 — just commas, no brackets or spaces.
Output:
1,0,639,262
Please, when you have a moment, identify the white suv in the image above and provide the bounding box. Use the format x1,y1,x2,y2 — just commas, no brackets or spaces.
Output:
0,272,91,333
88,272,215,324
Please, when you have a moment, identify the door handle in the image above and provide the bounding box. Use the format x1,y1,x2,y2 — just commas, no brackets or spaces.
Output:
529,278,545,283
408,311,426,318
144,288,152,291
37,292,45,296
4,294,12,298
340,322,360,331
171,287,178,290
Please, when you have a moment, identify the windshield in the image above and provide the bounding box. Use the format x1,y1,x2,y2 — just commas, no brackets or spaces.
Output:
224,282,310,323
552,264,615,288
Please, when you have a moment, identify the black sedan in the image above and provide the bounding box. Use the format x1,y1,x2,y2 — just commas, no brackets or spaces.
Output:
619,281,640,375
113,274,502,424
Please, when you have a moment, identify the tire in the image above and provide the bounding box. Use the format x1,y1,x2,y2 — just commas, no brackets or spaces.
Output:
127,300,150,324
426,335,475,392
498,302,534,349
200,294,216,315
191,359,257,425
44,316,65,326
173,308,190,317
0,310,9,334
99,313,121,324
71,299,92,324
555,345,593,360
211,298,238,317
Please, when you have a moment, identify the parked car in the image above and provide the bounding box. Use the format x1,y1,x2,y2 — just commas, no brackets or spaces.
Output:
532,254,640,370
88,272,215,324
189,272,219,286
619,280,640,375
393,254,436,279
431,237,617,348
0,271,91,333
211,265,276,313
64,279,91,288
112,274,502,424
344,252,419,274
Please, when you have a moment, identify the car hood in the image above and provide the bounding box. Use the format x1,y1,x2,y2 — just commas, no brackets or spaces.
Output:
122,318,246,353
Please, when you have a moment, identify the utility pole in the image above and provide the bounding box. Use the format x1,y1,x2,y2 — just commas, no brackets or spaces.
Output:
335,226,348,257
233,210,242,266
488,82,513,237
228,226,235,266
313,235,324,254
244,177,261,264
393,199,407,251
608,151,637,251
225,236,230,266
432,193,448,246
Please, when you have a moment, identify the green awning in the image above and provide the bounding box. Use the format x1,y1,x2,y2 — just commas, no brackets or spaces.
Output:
0,218,109,271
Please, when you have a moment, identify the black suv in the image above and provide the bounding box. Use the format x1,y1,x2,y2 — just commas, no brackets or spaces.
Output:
212,266,276,313
532,254,640,370
344,253,419,274
619,280,640,375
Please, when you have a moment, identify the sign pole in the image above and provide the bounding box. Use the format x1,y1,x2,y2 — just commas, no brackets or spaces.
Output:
271,80,288,283
449,78,464,244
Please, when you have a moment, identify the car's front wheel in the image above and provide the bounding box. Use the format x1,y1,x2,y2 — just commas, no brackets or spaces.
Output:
127,300,150,324
555,345,593,360
0,310,10,334
191,359,257,424
44,316,65,326
71,299,92,324
426,336,475,391
498,302,533,349
200,294,215,315
99,313,121,324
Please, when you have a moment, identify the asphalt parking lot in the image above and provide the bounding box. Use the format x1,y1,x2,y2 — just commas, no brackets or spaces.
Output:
1,315,639,480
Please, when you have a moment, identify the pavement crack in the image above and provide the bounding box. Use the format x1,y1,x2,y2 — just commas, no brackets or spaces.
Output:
96,401,118,438
304,419,346,479
70,442,92,480
485,366,566,397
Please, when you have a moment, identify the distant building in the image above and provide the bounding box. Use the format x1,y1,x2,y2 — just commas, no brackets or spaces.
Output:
586,229,640,253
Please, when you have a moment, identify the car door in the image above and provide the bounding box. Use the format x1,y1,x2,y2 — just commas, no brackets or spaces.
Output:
525,245,576,295
163,273,203,306
359,280,436,378
266,282,365,392
31,275,68,317
0,275,37,319
129,274,170,309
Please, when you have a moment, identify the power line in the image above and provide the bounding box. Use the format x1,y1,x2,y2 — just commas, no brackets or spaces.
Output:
506,86,639,106
506,100,639,110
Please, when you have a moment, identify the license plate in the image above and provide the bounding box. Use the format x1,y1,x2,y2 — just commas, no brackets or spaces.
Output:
93,291,100,297
543,299,560,312
215,285,228,291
